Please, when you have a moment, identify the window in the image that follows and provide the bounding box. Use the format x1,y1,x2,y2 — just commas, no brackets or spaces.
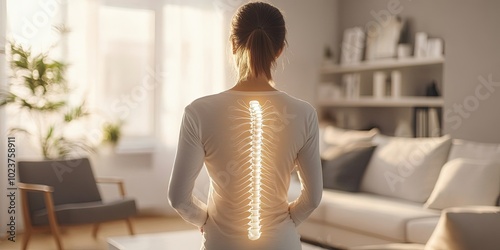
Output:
98,6,156,139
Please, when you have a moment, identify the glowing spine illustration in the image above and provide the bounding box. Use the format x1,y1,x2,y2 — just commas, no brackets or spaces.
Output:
248,100,263,240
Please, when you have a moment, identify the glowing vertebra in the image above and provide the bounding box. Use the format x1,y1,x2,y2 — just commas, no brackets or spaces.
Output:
248,100,263,240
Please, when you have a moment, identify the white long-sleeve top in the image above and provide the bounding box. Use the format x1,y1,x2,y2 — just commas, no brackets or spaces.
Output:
168,90,322,250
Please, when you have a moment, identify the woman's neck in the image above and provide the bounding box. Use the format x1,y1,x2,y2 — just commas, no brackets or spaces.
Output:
230,75,278,91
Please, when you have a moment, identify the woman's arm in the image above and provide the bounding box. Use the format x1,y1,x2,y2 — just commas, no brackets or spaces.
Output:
168,106,208,227
288,110,323,226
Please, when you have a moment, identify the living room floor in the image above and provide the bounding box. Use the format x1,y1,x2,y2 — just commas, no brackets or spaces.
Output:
0,216,340,250
0,216,195,250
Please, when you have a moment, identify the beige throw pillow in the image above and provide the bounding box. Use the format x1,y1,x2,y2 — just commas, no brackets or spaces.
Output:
424,158,500,210
360,135,452,203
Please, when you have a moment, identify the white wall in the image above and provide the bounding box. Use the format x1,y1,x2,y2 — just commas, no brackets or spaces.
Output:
441,0,500,142
271,0,339,105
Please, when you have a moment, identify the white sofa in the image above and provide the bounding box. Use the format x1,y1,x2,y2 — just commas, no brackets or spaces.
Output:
350,206,500,250
292,126,500,249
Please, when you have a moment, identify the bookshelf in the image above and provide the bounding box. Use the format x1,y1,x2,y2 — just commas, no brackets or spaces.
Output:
318,96,443,108
318,56,445,137
322,57,444,74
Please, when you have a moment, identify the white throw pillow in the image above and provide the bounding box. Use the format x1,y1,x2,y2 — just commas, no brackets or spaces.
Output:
360,135,452,203
425,206,500,250
424,158,500,209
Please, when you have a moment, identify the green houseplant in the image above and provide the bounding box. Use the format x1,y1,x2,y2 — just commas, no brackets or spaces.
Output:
0,42,94,159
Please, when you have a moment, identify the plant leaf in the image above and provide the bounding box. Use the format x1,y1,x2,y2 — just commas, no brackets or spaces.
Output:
7,127,31,136
64,102,89,122
45,125,54,141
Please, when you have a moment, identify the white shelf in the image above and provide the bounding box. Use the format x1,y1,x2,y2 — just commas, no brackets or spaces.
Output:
318,96,444,108
322,57,445,74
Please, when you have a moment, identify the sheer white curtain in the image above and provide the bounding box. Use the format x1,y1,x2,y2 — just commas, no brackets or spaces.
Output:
66,0,227,147
159,0,228,203
64,0,229,211
160,1,227,146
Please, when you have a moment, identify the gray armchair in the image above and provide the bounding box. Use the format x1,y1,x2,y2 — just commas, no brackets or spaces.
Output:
18,158,137,250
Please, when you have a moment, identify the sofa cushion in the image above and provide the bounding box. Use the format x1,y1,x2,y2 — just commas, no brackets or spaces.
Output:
406,217,440,244
424,158,500,210
360,135,452,203
31,198,137,226
425,206,500,250
322,125,378,147
448,139,500,162
322,143,376,192
319,189,440,242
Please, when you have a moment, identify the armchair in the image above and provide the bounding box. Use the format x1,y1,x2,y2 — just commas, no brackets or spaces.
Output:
18,158,137,250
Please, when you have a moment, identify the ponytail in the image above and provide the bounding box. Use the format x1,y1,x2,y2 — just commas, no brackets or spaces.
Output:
231,2,286,82
236,28,277,81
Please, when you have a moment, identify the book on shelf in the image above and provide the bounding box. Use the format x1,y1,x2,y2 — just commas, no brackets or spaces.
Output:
342,73,360,99
428,108,441,137
414,107,441,138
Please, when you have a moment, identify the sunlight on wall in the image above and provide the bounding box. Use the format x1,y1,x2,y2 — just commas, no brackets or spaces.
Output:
98,6,155,137
162,3,226,147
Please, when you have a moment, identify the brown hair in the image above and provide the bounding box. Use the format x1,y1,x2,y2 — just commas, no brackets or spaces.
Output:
231,2,287,81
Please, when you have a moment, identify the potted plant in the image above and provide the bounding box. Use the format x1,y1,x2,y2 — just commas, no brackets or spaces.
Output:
0,41,94,159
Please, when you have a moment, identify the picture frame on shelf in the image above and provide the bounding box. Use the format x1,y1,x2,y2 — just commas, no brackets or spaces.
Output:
365,16,403,61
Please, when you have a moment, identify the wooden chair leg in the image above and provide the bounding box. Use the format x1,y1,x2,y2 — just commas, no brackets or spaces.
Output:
48,217,63,250
44,193,63,250
20,189,33,250
21,230,31,250
125,218,135,235
92,223,100,238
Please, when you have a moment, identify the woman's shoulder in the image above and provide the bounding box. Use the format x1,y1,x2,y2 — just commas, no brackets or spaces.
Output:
183,92,231,115
186,90,316,113
280,93,316,112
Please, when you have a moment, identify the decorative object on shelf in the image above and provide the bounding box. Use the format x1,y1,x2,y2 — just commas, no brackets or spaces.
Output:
340,27,365,65
323,45,335,66
426,80,440,96
397,44,412,58
391,70,402,97
365,16,403,61
373,71,387,98
415,33,445,59
342,73,360,99
414,32,428,58
427,38,444,58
